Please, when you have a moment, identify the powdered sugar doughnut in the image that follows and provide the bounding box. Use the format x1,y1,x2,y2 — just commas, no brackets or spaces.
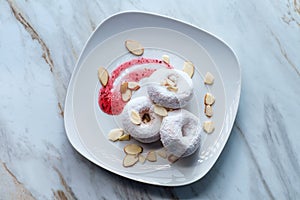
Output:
160,109,201,157
147,69,193,109
121,96,162,143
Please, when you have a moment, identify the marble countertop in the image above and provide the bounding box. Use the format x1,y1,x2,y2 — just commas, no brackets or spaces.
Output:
1,0,299,199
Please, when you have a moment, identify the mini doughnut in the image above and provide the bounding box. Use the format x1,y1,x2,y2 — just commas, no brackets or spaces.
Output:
147,69,193,109
160,109,201,157
121,96,162,143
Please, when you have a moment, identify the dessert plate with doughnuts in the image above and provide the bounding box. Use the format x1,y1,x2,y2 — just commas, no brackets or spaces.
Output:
64,11,241,186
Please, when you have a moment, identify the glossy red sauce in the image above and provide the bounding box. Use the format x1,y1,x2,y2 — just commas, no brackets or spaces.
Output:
98,57,172,115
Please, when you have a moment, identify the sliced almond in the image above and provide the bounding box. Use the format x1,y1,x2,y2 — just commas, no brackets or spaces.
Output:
127,81,140,91
167,86,178,92
138,154,146,164
203,121,215,134
157,148,167,159
120,82,128,93
130,110,141,125
154,105,168,117
123,154,139,167
183,61,195,78
162,55,170,64
146,151,157,162
161,79,168,86
205,105,213,117
108,128,124,142
168,74,177,82
168,155,179,163
122,89,132,102
124,144,143,155
204,93,215,105
98,67,109,86
118,133,130,141
204,72,215,85
165,78,176,87
125,40,144,56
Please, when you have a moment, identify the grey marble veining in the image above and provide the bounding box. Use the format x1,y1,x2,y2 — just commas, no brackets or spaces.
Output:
0,0,299,199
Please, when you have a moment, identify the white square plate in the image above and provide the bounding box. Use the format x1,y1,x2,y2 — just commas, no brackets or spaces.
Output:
64,11,241,186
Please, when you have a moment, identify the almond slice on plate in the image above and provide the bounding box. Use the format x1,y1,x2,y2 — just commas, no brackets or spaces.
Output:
205,105,213,117
162,55,170,64
138,154,146,164
167,85,178,92
203,121,215,133
124,144,143,155
154,105,168,117
127,81,140,91
168,155,179,163
118,133,130,141
183,61,195,78
108,128,124,142
157,148,167,159
146,151,157,162
204,72,215,85
123,154,139,167
98,67,109,86
130,110,141,125
122,89,132,102
125,40,144,56
204,93,215,105
120,82,128,93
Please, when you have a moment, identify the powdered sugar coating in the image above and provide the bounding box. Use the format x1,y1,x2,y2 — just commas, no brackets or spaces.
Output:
121,96,162,143
160,109,201,157
147,69,193,109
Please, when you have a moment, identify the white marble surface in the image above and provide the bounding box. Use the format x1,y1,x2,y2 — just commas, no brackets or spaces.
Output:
0,0,299,199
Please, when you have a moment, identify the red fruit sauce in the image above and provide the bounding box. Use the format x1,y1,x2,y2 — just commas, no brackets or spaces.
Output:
98,57,173,115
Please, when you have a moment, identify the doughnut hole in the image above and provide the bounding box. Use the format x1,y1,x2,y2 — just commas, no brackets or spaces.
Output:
142,112,151,124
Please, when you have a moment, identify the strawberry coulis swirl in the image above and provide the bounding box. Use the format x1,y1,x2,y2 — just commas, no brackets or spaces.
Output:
98,57,173,115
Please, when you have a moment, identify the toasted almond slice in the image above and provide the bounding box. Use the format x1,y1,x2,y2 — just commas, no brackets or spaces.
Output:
98,67,109,86
130,110,141,125
125,40,144,56
127,82,140,91
165,78,176,87
108,128,124,142
123,154,139,167
205,105,213,117
120,82,128,93
167,86,178,92
168,155,179,163
122,89,132,102
183,61,195,78
146,151,157,162
161,79,168,86
157,148,167,159
124,144,143,155
154,105,168,117
203,121,215,133
168,74,177,82
162,55,170,64
204,72,215,85
138,154,146,164
204,93,215,105
118,133,130,141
